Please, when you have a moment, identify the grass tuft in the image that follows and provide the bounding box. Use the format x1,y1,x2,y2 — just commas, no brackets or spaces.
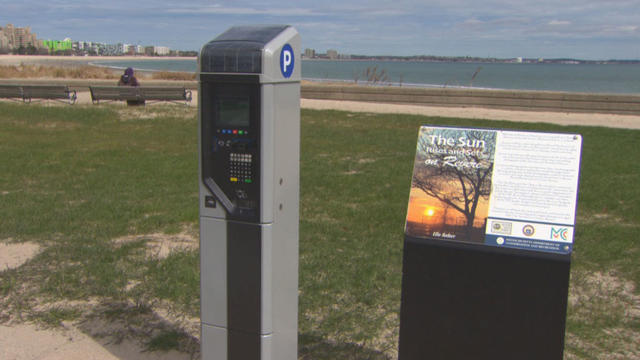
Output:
29,307,82,328
151,71,196,81
146,329,190,352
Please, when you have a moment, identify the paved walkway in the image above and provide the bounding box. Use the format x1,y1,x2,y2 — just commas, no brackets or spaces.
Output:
301,99,640,130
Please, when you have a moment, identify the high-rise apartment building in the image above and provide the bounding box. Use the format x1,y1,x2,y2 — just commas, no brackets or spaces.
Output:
0,23,43,49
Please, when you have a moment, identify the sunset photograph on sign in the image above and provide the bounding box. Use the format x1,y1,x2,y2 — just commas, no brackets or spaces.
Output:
405,127,496,244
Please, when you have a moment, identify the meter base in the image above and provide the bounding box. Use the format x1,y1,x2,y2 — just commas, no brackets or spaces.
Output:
201,324,275,360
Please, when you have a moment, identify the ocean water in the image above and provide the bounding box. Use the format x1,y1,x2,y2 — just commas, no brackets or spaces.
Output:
94,59,640,94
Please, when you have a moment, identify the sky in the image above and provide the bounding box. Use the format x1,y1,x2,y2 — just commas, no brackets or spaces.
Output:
2,0,640,60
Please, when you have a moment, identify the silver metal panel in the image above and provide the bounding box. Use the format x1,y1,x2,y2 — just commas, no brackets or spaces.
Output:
260,333,273,360
261,27,301,83
260,84,275,224
202,324,227,360
269,82,300,360
261,224,273,333
200,217,227,327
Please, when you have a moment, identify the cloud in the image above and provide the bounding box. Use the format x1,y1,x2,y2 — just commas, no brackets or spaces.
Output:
548,20,571,26
166,5,323,17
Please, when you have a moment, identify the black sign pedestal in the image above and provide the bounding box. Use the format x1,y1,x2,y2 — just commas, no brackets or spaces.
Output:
398,237,571,360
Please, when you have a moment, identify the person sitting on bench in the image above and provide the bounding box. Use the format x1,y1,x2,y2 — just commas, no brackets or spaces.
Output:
118,67,145,106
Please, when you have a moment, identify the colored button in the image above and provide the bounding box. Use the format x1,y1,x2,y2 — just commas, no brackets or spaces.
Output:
245,179,252,183
239,130,244,135
233,130,238,134
230,177,238,182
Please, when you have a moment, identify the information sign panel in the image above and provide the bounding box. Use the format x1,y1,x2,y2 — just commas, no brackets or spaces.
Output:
405,126,582,254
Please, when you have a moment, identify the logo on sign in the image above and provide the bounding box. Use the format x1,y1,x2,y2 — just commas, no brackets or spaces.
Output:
280,44,294,78
551,227,569,241
522,224,535,237
491,221,512,235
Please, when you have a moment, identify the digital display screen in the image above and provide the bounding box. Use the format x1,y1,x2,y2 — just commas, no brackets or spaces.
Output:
216,98,250,127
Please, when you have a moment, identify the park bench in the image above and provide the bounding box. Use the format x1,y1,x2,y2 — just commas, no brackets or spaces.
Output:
89,86,193,105
0,85,24,102
0,84,77,104
23,85,77,104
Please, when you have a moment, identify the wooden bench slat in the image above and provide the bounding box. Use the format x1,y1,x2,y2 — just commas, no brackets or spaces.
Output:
22,85,71,100
140,87,188,101
0,85,24,98
0,84,76,104
90,86,142,101
89,86,192,104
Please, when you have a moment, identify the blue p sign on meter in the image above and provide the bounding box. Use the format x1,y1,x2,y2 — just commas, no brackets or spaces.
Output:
280,44,294,78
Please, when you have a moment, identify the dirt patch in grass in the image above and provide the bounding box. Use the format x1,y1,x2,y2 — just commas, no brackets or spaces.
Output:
116,107,195,122
569,271,639,316
342,170,361,175
0,239,41,272
113,231,198,260
579,212,640,228
76,301,199,358
566,270,640,359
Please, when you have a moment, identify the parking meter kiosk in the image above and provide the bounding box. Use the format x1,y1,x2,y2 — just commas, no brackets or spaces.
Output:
198,25,300,360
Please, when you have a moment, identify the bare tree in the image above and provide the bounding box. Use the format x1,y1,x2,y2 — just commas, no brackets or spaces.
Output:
470,66,483,87
361,66,390,85
412,129,495,240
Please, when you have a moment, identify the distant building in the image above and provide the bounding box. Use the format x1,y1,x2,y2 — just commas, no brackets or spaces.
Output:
43,38,72,53
154,46,170,56
1,23,177,57
327,49,338,60
119,43,130,54
0,23,43,50
0,31,8,49
304,48,316,58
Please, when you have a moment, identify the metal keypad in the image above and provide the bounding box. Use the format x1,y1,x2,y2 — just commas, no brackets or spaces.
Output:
229,153,253,183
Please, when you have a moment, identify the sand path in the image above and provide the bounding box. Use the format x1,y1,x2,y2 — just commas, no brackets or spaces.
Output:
0,322,190,360
301,98,640,129
0,236,193,359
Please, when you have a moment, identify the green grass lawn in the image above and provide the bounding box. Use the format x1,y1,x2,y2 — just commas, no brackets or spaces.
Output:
0,103,638,359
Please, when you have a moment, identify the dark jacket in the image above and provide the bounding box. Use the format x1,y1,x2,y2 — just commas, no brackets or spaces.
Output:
118,67,140,87
118,67,144,105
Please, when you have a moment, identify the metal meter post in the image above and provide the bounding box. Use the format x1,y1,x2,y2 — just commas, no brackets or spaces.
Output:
198,25,300,360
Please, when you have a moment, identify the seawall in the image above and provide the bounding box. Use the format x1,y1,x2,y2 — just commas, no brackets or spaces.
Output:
301,83,640,115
